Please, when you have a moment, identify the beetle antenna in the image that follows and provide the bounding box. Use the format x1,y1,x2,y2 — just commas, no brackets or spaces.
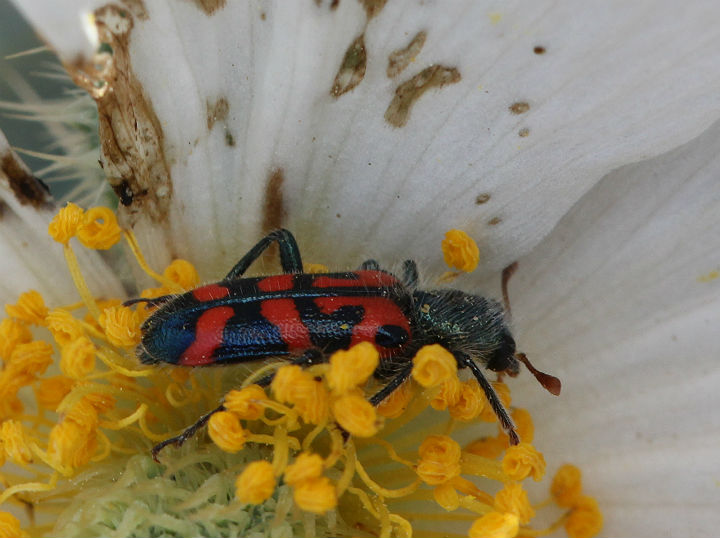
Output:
458,352,519,445
501,261,518,319
515,353,562,396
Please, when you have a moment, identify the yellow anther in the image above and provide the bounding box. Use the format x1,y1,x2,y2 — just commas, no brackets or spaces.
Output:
208,411,247,453
449,379,486,421
8,340,54,378
163,259,200,290
35,377,75,410
332,393,380,437
551,464,583,508
565,495,603,538
412,344,457,388
494,483,535,524
99,304,142,347
5,290,48,325
376,379,415,419
48,202,84,244
236,460,276,504
433,482,460,511
327,342,379,394
45,309,85,348
65,398,100,429
83,393,116,414
0,384,23,420
0,318,32,360
60,336,96,379
511,408,534,444
305,263,329,274
224,385,267,420
284,452,324,485
442,229,480,273
47,418,98,471
272,365,329,424
0,511,30,538
430,376,462,410
416,435,462,485
468,511,519,538
479,382,511,423
293,476,338,514
464,436,507,460
0,420,33,465
75,206,122,250
502,443,546,482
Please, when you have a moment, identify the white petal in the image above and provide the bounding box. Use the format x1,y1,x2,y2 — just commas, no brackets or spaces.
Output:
0,129,125,305
505,121,720,536
15,1,720,278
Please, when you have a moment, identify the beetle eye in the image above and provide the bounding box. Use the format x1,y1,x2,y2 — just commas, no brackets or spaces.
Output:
375,324,409,349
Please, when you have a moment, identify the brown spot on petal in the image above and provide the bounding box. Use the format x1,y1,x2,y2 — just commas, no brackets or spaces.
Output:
1,150,52,208
359,0,387,18
331,34,367,98
263,168,286,232
122,0,148,19
509,102,530,114
206,97,229,129
533,45,546,55
387,31,426,78
191,0,227,15
518,127,530,137
488,216,502,226
68,6,172,223
385,65,461,128
331,0,340,9
475,193,490,205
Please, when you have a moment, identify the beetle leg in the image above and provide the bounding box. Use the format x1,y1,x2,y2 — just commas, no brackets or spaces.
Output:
401,260,419,290
369,363,414,406
501,261,518,319
151,403,225,462
224,229,303,280
458,352,520,445
123,295,174,308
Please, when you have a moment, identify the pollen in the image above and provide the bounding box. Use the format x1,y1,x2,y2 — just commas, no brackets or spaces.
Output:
293,476,338,514
0,420,33,466
208,411,247,453
494,482,535,524
442,229,480,273
468,511,519,538
163,259,200,290
284,452,324,484
0,512,29,538
565,496,604,538
502,443,546,482
45,309,85,347
0,318,32,360
236,460,276,504
327,341,379,394
47,202,84,245
551,464,583,507
60,336,96,379
448,379,486,421
411,344,457,387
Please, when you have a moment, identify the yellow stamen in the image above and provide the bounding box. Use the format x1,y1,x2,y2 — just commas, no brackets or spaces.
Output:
34,376,75,410
7,341,53,378
62,244,101,320
327,342,379,394
565,496,603,538
162,259,200,289
502,443,546,482
430,376,462,410
412,344,457,388
448,379,486,421
223,385,267,420
60,336,96,379
332,393,381,437
0,511,30,538
75,206,122,250
45,309,86,347
0,419,33,465
293,476,338,514
123,230,184,292
98,305,142,347
0,318,33,360
284,452,324,485
416,435,462,485
376,378,415,418
5,290,48,325
235,460,276,504
442,229,480,273
434,482,460,510
47,202,84,245
494,483,535,524
468,511,519,538
207,411,247,453
551,464,583,508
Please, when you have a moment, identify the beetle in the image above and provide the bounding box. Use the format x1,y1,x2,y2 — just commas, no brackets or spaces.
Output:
130,229,560,460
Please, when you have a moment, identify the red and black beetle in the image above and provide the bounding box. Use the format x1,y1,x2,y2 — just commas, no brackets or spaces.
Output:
130,229,560,459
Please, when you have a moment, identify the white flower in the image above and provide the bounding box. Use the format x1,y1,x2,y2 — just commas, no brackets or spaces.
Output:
1,1,719,536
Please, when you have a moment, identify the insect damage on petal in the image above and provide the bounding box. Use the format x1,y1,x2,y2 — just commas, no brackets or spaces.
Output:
331,34,368,98
0,143,52,209
387,30,427,78
191,0,228,16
